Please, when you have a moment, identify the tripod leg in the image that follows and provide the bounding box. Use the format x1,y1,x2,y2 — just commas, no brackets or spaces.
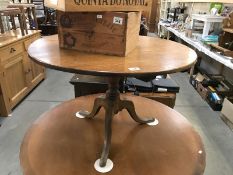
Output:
99,103,114,167
121,100,154,124
79,97,105,119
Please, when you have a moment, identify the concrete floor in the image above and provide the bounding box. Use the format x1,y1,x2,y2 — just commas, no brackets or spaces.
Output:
0,69,233,175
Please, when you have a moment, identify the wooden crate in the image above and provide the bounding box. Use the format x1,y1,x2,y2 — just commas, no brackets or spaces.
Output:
197,82,209,100
45,0,151,12
57,11,141,56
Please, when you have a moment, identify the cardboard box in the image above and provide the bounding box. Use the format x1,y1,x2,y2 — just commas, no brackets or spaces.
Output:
190,73,208,89
206,89,223,111
221,97,233,124
197,82,209,100
215,80,233,97
45,0,151,12
57,11,141,56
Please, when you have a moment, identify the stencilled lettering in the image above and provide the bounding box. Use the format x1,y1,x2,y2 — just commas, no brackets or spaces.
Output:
74,0,146,6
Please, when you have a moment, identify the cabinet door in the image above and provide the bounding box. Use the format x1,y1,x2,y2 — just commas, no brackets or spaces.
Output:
29,58,45,85
24,35,45,86
2,54,29,108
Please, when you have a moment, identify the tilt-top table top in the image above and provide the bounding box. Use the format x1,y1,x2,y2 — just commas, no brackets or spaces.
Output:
20,95,206,175
28,35,197,77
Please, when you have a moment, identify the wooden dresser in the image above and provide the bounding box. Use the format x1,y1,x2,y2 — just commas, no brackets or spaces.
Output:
0,30,45,117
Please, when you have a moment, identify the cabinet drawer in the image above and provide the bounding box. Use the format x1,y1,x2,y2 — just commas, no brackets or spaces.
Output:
1,42,24,62
24,35,40,50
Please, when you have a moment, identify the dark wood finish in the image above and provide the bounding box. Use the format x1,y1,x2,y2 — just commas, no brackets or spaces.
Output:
70,74,176,108
28,35,197,77
211,43,233,58
148,0,160,33
20,94,206,175
78,77,154,166
135,92,176,108
223,12,233,29
26,34,198,168
211,12,233,57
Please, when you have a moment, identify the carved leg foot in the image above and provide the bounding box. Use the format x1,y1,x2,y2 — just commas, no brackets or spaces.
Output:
79,97,105,119
120,100,155,124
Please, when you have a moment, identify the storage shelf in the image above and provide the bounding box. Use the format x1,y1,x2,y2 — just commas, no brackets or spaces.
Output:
211,44,233,58
158,22,233,70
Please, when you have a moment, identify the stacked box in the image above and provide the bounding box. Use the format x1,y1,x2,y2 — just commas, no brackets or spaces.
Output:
57,11,141,56
197,83,209,100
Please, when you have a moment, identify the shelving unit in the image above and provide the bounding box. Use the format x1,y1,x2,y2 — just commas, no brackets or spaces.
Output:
160,0,171,20
30,0,57,35
31,0,45,18
192,14,225,37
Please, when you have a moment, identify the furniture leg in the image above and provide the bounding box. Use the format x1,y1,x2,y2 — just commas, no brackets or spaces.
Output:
189,64,195,78
10,15,16,30
119,99,155,124
18,13,25,36
32,7,38,29
22,8,28,34
158,23,161,37
99,101,114,167
167,30,170,40
27,7,35,30
78,77,155,167
78,97,104,118
0,17,4,34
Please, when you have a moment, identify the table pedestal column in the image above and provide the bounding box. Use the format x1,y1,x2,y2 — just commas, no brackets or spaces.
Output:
78,77,155,167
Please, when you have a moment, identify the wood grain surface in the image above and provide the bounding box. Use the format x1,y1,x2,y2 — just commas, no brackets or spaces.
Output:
57,11,141,56
20,94,206,175
28,35,197,77
0,29,40,48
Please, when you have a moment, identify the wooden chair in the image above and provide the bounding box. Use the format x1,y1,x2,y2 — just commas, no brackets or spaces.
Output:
0,8,25,36
7,3,38,33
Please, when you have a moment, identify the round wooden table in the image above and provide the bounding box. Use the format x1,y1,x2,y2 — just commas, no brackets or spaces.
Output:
28,35,197,77
20,95,206,175
20,35,205,174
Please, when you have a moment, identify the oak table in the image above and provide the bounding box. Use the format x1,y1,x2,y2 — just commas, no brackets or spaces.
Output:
20,35,205,174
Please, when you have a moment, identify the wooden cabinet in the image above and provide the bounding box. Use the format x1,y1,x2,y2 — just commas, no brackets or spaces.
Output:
0,30,45,116
1,53,29,108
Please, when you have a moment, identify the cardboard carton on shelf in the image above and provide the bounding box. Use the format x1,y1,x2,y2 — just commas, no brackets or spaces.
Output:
206,86,223,111
197,82,209,100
